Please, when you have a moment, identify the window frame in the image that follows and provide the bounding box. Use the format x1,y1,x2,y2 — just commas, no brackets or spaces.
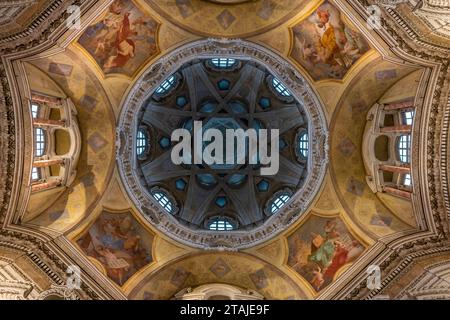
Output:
150,188,178,214
136,128,148,156
210,58,237,69
403,173,412,186
271,77,291,97
31,103,40,119
34,127,46,157
271,193,291,214
397,134,411,164
208,217,235,231
401,110,414,126
297,130,309,160
31,167,40,182
265,189,293,215
155,75,176,95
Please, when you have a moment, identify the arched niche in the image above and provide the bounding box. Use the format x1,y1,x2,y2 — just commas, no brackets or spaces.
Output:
374,135,389,162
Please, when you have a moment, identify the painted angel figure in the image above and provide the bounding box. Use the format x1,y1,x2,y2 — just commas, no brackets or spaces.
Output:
93,0,124,58
310,7,365,69
103,11,137,71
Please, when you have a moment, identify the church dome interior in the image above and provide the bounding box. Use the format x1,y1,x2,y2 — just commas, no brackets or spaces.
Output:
121,49,327,248
135,57,310,230
0,0,450,302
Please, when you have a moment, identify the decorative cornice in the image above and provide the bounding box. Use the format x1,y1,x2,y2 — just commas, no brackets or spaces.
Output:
0,229,95,299
0,0,68,50
361,0,450,53
0,0,38,27
0,60,16,226
347,238,449,299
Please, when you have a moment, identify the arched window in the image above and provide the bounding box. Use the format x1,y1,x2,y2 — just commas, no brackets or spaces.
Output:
402,110,414,125
31,103,39,118
210,58,237,68
31,167,40,181
397,134,411,163
35,128,45,157
297,132,308,158
155,75,176,94
208,217,234,231
271,193,291,214
403,173,411,186
272,77,291,97
136,129,147,155
151,190,174,213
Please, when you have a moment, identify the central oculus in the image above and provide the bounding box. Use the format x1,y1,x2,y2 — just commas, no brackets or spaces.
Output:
172,116,279,175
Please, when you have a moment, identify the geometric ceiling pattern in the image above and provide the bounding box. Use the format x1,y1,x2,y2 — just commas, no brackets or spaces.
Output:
135,58,309,233
116,39,328,249
0,0,449,301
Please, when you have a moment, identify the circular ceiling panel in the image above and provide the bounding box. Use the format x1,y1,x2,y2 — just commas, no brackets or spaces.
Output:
117,39,328,249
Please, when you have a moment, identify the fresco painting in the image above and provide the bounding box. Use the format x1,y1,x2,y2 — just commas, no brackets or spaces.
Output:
290,1,370,81
287,215,365,291
77,211,154,286
78,0,159,76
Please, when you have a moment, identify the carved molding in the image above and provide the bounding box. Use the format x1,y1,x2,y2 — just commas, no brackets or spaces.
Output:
37,285,79,300
395,256,450,299
411,0,450,39
0,280,35,300
0,0,38,26
0,229,97,300
378,0,450,52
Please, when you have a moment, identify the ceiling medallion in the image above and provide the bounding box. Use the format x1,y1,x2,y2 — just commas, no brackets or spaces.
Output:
117,39,328,249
